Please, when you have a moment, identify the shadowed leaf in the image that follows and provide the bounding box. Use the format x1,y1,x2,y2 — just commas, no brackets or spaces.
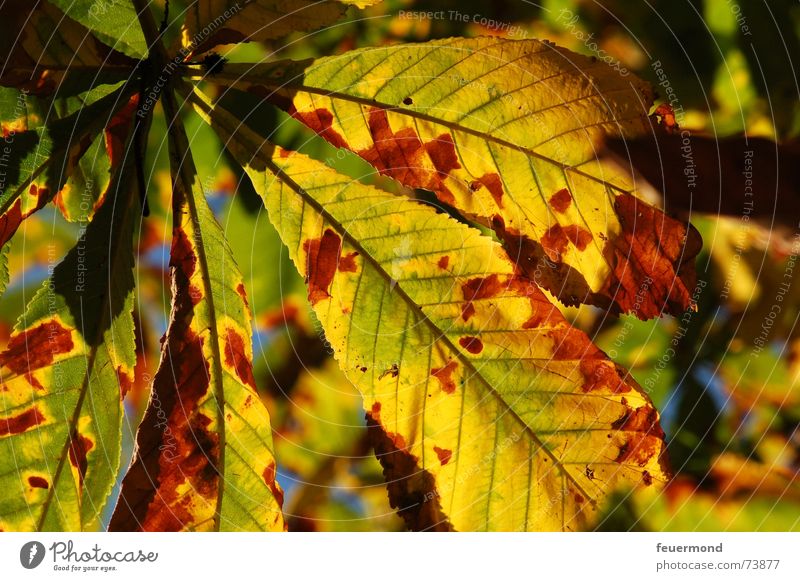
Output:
0,87,137,246
174,0,380,57
49,0,148,58
0,0,137,96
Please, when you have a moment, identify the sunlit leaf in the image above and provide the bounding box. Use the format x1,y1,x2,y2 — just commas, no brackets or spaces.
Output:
0,135,138,531
194,90,669,531
111,92,284,532
195,37,702,318
0,0,137,96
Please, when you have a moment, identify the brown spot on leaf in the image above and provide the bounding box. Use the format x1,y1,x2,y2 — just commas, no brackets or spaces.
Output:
68,432,94,487
437,255,450,270
303,228,342,305
262,461,285,508
506,276,563,329
426,134,461,176
170,226,197,277
236,282,249,308
473,173,505,207
289,107,348,149
0,182,51,246
495,223,601,312
549,188,572,213
461,274,503,321
563,225,593,251
541,224,569,262
431,360,458,394
0,320,74,379
28,476,49,489
357,108,460,205
338,251,359,273
0,407,45,436
223,328,256,389
642,470,653,486
366,413,452,531
403,97,413,105
601,193,702,319
459,336,484,354
0,199,25,247
433,446,452,466
579,359,632,394
613,405,665,466
547,327,601,360
117,366,134,399
104,94,139,169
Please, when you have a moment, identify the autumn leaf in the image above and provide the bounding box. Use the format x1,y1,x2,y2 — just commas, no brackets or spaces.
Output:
0,128,138,531
0,0,137,96
110,90,284,532
174,0,381,57
191,89,669,531
193,37,702,319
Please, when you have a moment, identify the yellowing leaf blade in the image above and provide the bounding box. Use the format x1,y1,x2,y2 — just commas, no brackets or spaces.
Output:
201,38,702,319
194,90,670,531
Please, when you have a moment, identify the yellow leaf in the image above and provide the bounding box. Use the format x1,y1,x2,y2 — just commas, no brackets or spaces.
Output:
193,37,702,319
191,89,670,531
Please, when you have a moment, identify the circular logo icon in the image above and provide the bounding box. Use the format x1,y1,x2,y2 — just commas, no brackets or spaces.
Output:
20,541,45,569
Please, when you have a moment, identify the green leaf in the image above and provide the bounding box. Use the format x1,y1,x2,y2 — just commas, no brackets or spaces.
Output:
0,86,137,245
49,0,148,58
0,133,138,531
